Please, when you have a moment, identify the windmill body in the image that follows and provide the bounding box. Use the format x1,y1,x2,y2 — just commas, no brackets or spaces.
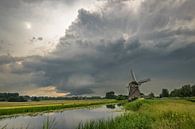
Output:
127,70,151,101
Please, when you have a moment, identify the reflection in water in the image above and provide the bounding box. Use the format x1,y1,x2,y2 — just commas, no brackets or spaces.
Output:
117,103,123,107
0,105,122,129
106,104,115,109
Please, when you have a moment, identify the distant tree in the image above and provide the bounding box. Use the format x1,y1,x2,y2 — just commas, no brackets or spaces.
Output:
180,85,192,97
0,97,6,101
170,84,194,97
170,89,181,97
0,93,20,101
105,91,116,99
140,93,145,96
192,85,195,96
161,89,169,97
8,96,27,102
8,93,19,97
116,95,128,100
31,96,40,101
148,92,155,98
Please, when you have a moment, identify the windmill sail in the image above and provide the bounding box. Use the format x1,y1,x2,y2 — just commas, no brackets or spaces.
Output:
130,69,136,81
138,78,151,84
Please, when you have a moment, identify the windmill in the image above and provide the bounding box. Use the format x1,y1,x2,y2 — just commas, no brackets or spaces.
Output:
127,69,151,101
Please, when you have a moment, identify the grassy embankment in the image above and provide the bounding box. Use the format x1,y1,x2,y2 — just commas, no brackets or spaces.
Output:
0,99,117,116
78,98,195,129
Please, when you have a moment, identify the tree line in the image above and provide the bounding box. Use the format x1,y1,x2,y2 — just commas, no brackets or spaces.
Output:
105,91,128,100
0,93,102,102
0,93,29,102
160,84,195,97
105,84,195,100
1,84,194,102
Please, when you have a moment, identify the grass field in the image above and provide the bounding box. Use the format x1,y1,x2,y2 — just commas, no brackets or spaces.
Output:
78,98,195,129
1,98,195,129
0,99,117,116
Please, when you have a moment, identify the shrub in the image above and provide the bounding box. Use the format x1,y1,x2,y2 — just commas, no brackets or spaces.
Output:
124,99,145,111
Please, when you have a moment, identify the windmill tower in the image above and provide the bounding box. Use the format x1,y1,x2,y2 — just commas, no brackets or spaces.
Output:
127,69,151,101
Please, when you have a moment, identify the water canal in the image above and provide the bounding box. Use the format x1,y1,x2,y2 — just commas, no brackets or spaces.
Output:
0,104,122,129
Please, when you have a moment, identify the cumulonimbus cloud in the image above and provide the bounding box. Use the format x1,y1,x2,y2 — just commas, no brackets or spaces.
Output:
0,0,195,95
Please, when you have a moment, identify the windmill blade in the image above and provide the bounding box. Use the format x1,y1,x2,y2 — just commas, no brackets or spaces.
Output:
138,78,151,84
130,69,137,81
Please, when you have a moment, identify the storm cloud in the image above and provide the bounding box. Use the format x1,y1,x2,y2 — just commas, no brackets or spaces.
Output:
0,0,195,96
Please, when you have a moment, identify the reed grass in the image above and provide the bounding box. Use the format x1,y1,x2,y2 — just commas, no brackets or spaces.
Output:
77,112,152,129
1,98,195,129
78,98,195,129
42,117,56,129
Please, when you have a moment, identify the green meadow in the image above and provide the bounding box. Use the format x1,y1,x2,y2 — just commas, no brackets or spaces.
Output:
78,98,195,129
0,98,195,129
0,99,117,116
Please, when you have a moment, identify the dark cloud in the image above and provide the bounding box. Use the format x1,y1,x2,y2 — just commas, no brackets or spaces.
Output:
38,37,43,41
30,37,43,42
0,0,195,95
0,0,22,8
0,0,87,56
22,0,77,5
0,55,25,65
0,0,77,7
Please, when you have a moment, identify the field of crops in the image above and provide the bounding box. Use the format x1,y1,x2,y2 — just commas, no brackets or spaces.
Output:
78,98,195,129
0,99,116,116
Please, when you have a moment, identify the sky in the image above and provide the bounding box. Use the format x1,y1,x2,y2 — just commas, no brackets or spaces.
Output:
0,0,195,97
